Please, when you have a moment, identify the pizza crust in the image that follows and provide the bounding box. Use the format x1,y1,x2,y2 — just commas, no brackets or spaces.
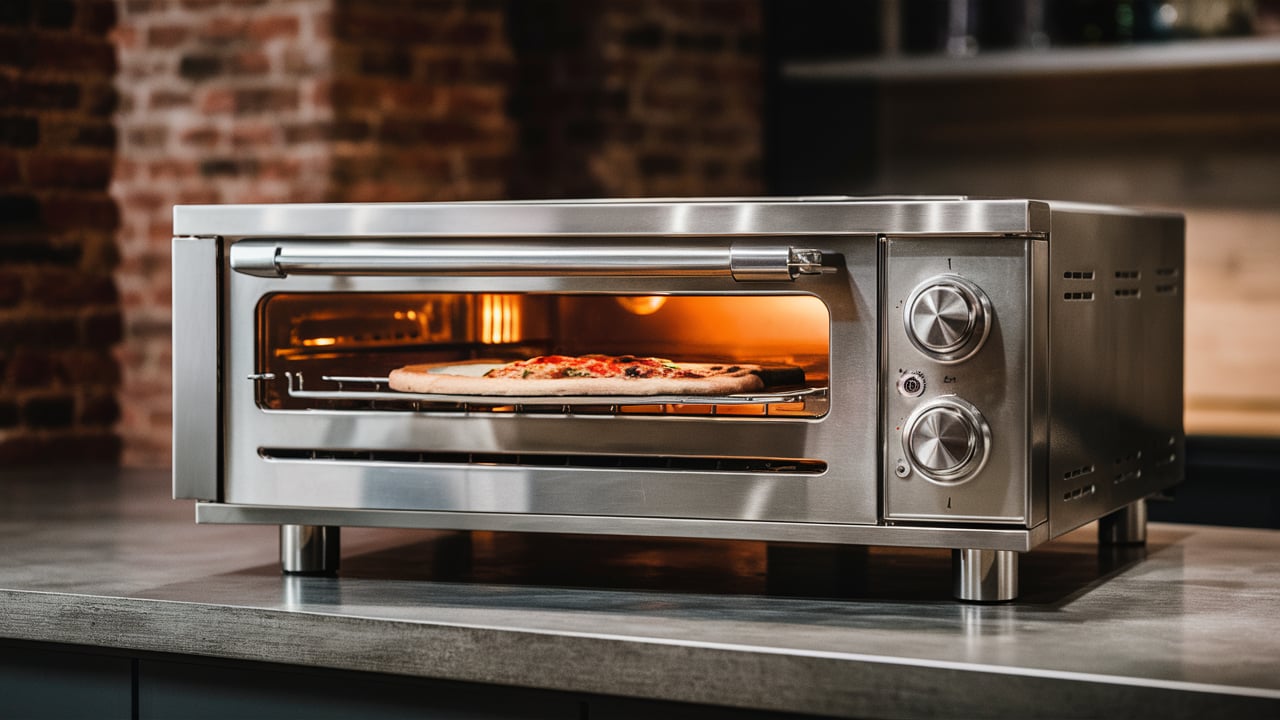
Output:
388,363,767,396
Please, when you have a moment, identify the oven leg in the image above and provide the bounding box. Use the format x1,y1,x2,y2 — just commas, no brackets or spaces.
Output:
280,524,340,575
952,549,1018,602
1098,499,1147,546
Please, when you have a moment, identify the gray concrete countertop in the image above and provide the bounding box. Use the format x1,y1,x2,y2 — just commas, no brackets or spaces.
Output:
1,467,1278,718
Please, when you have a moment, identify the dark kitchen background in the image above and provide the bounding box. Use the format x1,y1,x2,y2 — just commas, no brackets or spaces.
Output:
2,0,1278,526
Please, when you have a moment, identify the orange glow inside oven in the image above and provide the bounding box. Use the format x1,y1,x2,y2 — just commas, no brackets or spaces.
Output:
257,292,830,416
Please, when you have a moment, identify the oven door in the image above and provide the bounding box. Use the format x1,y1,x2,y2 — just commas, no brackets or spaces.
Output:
220,235,880,525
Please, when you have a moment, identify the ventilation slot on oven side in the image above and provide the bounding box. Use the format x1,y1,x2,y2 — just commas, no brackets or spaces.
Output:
1063,291,1094,301
1063,270,1095,280
260,448,827,475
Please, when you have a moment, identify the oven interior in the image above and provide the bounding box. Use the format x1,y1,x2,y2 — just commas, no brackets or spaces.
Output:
256,292,832,419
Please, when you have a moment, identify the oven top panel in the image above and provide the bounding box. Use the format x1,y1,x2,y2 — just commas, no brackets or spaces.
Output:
173,197,1064,238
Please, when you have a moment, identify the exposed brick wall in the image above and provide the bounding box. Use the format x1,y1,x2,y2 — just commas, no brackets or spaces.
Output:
107,0,762,468
509,0,763,199
0,0,122,465
329,0,515,202
112,0,332,466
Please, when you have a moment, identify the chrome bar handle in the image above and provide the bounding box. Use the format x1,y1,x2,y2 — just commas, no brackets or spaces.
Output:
230,240,828,282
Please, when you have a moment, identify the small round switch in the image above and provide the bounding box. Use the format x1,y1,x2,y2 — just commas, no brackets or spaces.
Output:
897,370,927,398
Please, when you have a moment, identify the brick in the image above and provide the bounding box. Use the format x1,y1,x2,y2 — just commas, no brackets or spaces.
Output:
0,400,18,428
27,269,117,307
233,87,298,113
6,349,55,386
0,150,18,184
379,117,486,145
199,87,235,114
26,154,114,190
145,159,199,179
200,16,249,44
82,82,119,116
178,126,220,147
149,89,192,110
147,24,189,48
0,193,41,223
29,35,116,74
199,158,250,176
0,235,80,265
360,47,412,77
0,270,22,307
230,124,276,148
179,54,222,81
73,122,117,149
230,50,270,75
0,116,39,147
124,125,167,149
247,14,299,41
41,194,119,231
23,394,75,428
79,392,120,426
80,0,116,34
81,308,123,345
0,315,78,347
0,77,81,110
56,349,120,386
35,0,75,28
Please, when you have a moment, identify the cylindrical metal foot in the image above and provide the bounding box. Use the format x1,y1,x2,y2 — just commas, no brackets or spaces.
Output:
281,525,340,575
1099,499,1147,545
952,549,1018,602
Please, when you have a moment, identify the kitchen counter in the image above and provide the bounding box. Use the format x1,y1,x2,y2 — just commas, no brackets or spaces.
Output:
1,467,1278,718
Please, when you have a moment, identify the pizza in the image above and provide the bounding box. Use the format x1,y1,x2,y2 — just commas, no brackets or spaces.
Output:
387,354,801,396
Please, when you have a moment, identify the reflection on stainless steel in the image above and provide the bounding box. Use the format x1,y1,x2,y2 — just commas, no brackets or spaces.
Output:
230,239,830,282
952,549,1018,602
174,197,1185,601
1098,500,1148,546
281,524,340,575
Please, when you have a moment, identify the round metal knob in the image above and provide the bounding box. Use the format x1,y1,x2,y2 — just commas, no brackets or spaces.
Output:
902,397,990,484
904,276,991,362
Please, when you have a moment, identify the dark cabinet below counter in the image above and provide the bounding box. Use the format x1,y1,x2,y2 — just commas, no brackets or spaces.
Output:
1,641,810,720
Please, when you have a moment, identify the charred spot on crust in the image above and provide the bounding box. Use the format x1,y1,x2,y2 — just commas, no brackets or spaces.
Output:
625,366,642,378
726,366,741,373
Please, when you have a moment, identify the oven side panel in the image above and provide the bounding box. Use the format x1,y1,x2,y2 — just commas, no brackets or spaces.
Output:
172,235,222,501
1046,208,1185,538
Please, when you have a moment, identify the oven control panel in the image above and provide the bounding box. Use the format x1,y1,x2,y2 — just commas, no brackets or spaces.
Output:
883,236,1042,526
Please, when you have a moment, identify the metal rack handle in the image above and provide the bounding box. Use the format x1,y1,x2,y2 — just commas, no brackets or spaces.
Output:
229,240,829,282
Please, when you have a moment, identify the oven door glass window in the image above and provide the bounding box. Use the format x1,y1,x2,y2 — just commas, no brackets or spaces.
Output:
255,292,830,419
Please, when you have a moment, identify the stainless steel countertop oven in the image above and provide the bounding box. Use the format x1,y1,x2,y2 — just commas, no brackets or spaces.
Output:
172,197,1185,601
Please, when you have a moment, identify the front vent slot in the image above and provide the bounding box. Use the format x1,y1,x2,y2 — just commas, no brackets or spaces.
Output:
1154,267,1180,278
1114,270,1141,280
1154,283,1178,295
1114,288,1141,299
1063,270,1095,280
1063,291,1094,301
261,448,828,475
